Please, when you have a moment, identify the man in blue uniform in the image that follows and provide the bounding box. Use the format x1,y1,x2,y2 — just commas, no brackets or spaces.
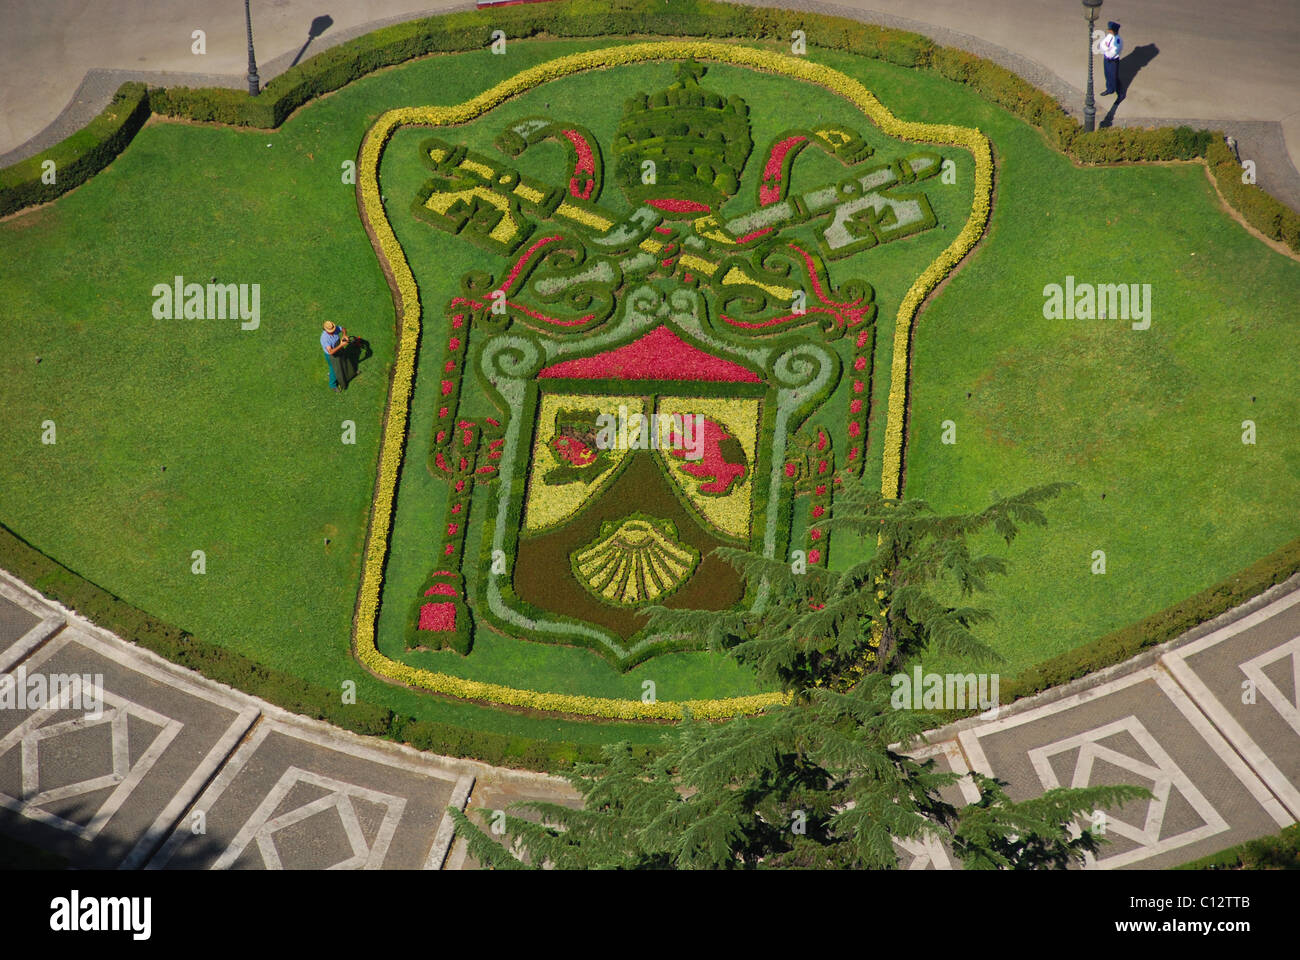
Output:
1099,21,1124,99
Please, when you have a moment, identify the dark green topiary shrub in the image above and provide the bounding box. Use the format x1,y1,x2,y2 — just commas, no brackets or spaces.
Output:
1171,125,1214,159
0,82,150,217
1176,823,1300,870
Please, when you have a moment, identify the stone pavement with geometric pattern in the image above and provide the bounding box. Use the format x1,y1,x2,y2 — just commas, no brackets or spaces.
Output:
0,570,568,871
1,566,1297,870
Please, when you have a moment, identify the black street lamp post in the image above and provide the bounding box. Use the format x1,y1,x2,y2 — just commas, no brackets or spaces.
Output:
1083,0,1103,131
245,0,261,96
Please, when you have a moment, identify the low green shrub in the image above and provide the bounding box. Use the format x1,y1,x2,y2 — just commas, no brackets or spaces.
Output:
5,0,1298,252
1069,125,1216,164
142,1,933,130
146,86,276,127
0,82,150,217
1206,137,1300,249
928,47,1058,126
3,2,1298,756
1175,823,1300,870
1171,125,1215,159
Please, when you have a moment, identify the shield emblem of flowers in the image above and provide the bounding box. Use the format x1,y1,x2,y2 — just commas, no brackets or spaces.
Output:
475,283,837,663
353,42,993,702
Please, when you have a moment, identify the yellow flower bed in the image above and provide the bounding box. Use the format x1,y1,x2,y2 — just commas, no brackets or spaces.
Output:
352,40,989,720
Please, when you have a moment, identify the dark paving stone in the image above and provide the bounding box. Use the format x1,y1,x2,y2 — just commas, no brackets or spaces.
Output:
1164,592,1300,818
151,719,470,870
0,627,256,869
890,741,974,870
958,668,1289,869
0,595,39,650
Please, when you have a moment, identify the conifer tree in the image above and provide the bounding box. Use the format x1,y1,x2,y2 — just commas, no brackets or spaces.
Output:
451,484,1150,868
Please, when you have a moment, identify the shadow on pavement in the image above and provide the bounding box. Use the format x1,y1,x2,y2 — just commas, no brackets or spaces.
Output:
1102,43,1160,126
290,14,335,68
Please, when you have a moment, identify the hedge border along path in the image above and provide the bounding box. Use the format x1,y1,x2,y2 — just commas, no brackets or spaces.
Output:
0,521,654,772
0,83,150,218
1174,822,1300,870
3,0,1297,253
351,40,991,720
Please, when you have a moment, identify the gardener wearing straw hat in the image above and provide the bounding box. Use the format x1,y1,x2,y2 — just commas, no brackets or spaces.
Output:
321,320,349,392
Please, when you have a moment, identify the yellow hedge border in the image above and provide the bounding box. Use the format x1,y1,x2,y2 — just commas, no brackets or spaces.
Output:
352,40,990,720
880,124,993,498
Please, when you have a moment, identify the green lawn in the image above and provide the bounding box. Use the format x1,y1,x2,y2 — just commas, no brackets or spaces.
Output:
0,36,1296,749
884,83,1300,676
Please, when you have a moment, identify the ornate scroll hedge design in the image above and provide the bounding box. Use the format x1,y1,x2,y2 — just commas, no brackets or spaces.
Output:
353,40,987,718
403,56,947,669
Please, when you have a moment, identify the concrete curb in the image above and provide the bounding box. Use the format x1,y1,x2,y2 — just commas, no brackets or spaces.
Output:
0,2,478,169
0,565,575,796
2,560,1296,868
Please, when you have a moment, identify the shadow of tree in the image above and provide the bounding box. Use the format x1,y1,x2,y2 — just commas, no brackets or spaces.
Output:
0,803,232,870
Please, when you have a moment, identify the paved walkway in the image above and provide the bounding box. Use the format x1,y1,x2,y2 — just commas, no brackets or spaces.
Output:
775,0,1300,213
904,577,1300,869
0,570,577,870
1,564,1297,869
2,0,1298,210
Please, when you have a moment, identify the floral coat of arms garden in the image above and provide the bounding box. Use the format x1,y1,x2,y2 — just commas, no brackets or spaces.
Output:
352,42,992,720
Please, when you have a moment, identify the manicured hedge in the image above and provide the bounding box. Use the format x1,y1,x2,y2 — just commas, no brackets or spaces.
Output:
0,522,654,771
1068,125,1215,164
0,82,150,218
145,86,277,129
1205,137,1300,251
5,503,1297,764
919,44,1296,251
927,45,1075,151
140,0,933,130
6,1,1297,252
146,0,1300,251
2,0,1298,757
1175,823,1300,870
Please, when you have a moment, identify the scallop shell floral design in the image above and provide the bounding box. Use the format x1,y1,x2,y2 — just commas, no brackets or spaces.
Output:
571,514,700,606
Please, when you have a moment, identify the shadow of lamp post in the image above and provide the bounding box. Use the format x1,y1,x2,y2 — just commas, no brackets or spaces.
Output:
245,0,260,96
291,15,335,68
1083,0,1102,132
